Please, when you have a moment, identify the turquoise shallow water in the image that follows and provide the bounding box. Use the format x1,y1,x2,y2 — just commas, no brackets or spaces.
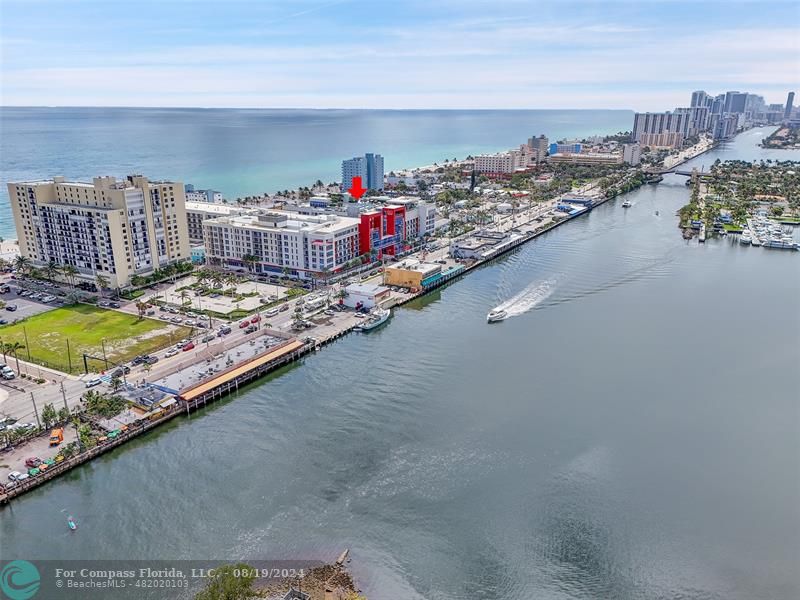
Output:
0,107,632,238
1,124,799,600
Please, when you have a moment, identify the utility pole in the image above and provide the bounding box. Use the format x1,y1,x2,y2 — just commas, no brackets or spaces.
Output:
30,392,41,430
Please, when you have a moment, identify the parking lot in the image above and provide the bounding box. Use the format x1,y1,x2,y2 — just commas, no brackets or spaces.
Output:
0,426,79,489
0,286,62,323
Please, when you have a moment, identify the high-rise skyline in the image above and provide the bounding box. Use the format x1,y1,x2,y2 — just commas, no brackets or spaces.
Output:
785,92,795,119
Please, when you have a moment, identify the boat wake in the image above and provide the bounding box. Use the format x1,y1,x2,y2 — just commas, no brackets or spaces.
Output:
492,278,557,319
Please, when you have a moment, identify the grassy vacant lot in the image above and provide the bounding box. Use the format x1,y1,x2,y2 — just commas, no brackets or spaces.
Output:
0,304,191,373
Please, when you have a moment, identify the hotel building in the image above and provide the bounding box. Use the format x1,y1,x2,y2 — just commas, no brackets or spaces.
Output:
7,175,190,288
185,201,251,244
202,211,361,279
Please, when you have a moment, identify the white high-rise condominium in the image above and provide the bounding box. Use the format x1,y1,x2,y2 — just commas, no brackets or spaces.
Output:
341,153,384,192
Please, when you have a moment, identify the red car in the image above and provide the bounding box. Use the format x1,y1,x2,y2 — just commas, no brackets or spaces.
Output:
250,315,261,323
238,321,249,329
25,457,41,468
182,341,195,351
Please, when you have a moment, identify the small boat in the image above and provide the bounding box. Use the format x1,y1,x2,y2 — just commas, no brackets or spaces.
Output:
622,200,632,208
67,516,77,531
654,210,659,216
487,308,507,323
356,308,391,332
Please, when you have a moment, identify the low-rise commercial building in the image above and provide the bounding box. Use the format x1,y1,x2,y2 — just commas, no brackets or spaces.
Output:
549,153,623,165
185,184,223,203
342,283,390,309
383,259,442,289
7,175,190,288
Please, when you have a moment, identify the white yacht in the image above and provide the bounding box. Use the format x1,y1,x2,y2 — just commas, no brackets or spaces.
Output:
739,231,751,245
487,308,508,323
356,308,391,332
622,200,632,208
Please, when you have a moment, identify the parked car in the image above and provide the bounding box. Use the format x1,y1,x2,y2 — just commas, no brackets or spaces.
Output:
24,457,42,468
165,348,179,358
250,314,261,323
201,334,216,343
108,302,121,309
181,341,195,351
278,303,290,312
265,308,279,317
1,366,15,380
244,325,257,334
5,304,17,311
238,321,249,329
9,422,35,431
0,319,7,325
217,326,232,336
8,471,23,482
144,356,159,365
85,377,103,388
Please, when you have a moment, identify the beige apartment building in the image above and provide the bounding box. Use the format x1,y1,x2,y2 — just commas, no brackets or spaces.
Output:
7,175,190,288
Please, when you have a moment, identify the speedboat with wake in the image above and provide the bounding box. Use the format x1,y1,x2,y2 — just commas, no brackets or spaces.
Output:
487,308,507,323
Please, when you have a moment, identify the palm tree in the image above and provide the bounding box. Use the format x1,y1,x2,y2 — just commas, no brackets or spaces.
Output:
178,289,191,313
130,274,145,288
61,264,78,288
7,341,25,373
13,255,31,275
44,260,61,282
95,273,110,297
241,254,258,278
134,300,148,319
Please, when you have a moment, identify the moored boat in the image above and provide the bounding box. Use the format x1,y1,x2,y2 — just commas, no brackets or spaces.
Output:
356,308,391,332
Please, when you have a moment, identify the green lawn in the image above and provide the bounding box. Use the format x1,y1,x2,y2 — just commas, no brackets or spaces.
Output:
0,304,191,373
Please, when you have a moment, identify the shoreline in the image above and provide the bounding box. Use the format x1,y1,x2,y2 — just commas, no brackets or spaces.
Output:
0,129,728,505
0,173,625,505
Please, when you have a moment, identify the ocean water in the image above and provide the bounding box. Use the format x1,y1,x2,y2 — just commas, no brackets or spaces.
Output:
2,128,798,600
0,107,632,239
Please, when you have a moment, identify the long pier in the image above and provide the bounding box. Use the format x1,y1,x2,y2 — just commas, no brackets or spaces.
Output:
0,185,623,505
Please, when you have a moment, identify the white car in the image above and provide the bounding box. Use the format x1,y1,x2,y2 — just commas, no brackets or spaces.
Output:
85,377,103,388
265,308,279,317
165,348,179,358
8,422,34,431
1,366,15,380
8,471,29,482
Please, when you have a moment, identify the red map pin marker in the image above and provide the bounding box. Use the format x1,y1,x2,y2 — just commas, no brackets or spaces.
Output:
348,176,366,199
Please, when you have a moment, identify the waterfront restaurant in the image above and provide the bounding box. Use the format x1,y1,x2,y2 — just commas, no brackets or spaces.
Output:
383,259,442,290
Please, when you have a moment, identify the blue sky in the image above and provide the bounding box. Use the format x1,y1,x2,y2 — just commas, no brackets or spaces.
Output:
1,0,798,110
